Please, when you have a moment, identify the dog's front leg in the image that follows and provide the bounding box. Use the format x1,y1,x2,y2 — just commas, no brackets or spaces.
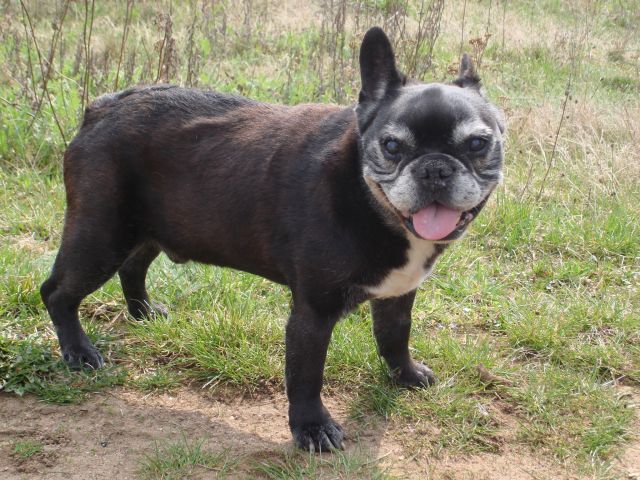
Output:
285,300,344,452
371,290,437,387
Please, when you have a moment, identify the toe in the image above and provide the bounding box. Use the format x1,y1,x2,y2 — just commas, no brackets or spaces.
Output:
394,362,437,388
83,350,104,369
317,430,334,452
416,363,437,386
62,344,104,370
151,302,169,318
292,419,345,453
325,423,344,450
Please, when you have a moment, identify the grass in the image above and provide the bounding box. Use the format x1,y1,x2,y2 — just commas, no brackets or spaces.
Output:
139,436,392,479
139,437,236,480
0,334,125,403
250,447,394,479
1,0,639,478
11,439,44,460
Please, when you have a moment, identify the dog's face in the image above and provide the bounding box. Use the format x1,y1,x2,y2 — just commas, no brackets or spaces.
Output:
355,28,505,242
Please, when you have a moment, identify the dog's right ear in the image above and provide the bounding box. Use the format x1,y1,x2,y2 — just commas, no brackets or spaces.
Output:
359,27,402,103
453,53,481,90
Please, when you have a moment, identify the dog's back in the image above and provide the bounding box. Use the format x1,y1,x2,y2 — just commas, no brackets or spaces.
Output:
62,86,348,281
80,85,250,129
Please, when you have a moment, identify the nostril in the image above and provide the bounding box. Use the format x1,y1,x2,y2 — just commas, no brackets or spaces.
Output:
439,165,455,179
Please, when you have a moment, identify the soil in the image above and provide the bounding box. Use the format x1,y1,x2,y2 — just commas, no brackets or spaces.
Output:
2,386,636,479
613,387,640,480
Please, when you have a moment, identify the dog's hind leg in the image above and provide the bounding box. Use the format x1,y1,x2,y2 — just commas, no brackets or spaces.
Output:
118,242,167,319
41,201,135,369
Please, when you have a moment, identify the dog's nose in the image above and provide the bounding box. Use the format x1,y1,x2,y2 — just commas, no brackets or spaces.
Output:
422,163,455,180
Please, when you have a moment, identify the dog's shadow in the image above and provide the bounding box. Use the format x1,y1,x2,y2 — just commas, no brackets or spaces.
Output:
341,374,409,443
129,380,401,474
1,377,405,477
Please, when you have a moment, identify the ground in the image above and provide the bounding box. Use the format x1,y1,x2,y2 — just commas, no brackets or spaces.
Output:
4,387,637,479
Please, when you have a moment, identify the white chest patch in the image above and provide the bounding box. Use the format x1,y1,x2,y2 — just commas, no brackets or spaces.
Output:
366,239,437,299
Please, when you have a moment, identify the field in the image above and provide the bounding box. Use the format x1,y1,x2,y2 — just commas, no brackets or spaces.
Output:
1,0,639,478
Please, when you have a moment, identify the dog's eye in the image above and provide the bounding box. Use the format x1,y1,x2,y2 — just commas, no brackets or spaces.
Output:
468,137,488,152
383,138,401,157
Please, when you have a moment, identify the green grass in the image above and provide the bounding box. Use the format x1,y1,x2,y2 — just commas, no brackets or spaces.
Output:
1,0,639,478
250,447,394,479
513,367,632,462
138,437,392,479
128,367,183,393
11,439,44,460
0,334,125,403
139,437,236,480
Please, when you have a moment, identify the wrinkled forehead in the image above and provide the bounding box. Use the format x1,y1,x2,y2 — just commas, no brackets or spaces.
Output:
386,84,496,143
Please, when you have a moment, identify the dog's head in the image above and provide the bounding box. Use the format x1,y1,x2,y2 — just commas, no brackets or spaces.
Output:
355,27,505,242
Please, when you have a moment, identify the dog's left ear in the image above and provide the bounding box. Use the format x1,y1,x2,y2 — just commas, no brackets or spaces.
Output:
359,27,403,102
453,53,481,89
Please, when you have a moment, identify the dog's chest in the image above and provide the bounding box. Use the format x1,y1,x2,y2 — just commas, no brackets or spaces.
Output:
366,240,438,299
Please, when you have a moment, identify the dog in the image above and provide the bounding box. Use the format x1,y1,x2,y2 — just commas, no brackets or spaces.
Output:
41,27,505,452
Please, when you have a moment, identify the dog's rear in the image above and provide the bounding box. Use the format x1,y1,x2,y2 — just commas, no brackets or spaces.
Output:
43,86,255,367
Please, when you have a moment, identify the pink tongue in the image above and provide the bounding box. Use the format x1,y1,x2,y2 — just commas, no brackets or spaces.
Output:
411,204,461,240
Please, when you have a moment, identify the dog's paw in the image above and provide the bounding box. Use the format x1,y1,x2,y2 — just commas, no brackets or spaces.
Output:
393,361,437,388
291,418,345,453
129,300,169,320
61,342,104,370
146,301,169,318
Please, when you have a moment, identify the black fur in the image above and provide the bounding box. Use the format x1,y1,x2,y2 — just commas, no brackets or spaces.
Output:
41,28,504,452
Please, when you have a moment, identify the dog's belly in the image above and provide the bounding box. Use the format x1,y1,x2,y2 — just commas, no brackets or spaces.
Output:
155,238,288,285
366,239,437,298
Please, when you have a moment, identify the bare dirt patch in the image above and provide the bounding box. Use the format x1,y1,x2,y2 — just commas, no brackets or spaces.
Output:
0,387,607,479
613,387,640,480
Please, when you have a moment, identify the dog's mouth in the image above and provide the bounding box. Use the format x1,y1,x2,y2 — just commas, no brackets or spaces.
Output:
365,176,491,242
402,199,488,241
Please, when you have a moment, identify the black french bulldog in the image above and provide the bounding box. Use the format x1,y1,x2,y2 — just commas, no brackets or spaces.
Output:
41,27,505,452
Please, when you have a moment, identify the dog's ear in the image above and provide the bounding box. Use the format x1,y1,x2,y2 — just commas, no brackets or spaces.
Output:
359,27,402,102
491,105,507,134
453,53,481,89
